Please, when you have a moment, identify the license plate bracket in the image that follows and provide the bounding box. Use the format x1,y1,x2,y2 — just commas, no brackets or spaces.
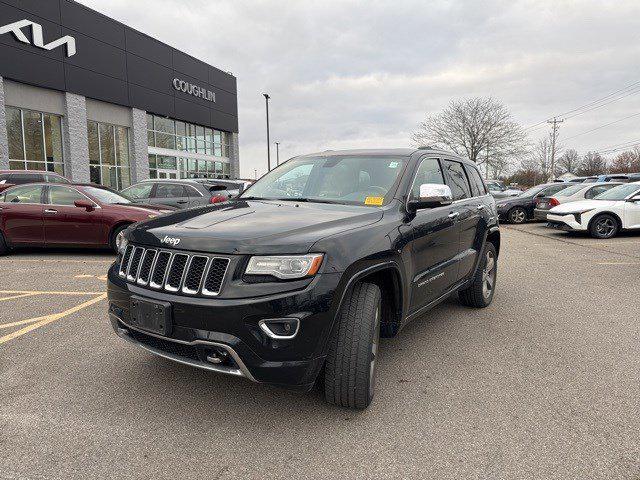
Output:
129,296,172,336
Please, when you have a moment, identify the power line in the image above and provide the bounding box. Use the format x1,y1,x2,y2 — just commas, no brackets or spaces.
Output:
524,79,640,130
562,111,640,142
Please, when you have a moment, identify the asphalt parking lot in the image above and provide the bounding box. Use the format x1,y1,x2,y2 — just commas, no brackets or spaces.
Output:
1,225,639,480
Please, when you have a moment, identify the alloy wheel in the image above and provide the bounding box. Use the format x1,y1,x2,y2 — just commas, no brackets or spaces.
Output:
595,218,616,238
510,208,526,224
482,250,496,299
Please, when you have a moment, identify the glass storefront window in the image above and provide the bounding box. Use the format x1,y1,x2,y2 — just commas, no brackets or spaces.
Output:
87,120,131,190
146,114,231,158
6,106,65,174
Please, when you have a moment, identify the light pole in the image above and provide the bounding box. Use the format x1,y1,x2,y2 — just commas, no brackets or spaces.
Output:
263,93,271,172
275,142,280,166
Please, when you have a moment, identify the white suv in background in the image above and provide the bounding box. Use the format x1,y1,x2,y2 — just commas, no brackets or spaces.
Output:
546,182,640,239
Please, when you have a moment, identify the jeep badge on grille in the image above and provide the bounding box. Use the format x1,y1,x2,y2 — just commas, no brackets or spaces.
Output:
161,236,181,247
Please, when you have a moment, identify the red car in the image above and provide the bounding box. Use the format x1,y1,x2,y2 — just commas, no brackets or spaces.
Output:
0,183,175,255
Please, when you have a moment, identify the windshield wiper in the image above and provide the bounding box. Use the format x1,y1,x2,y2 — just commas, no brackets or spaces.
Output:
272,197,343,205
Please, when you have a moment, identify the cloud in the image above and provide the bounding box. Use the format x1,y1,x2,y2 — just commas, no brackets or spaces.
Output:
78,0,640,177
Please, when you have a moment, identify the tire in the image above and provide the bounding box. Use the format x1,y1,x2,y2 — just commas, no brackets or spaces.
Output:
589,214,619,239
0,231,8,256
458,242,497,308
507,207,527,224
324,282,382,410
109,224,129,253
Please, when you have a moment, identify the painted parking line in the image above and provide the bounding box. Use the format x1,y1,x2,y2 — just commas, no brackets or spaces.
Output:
0,293,107,345
0,292,39,302
0,290,104,296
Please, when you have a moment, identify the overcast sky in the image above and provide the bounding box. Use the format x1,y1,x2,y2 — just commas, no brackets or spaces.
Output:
79,0,640,178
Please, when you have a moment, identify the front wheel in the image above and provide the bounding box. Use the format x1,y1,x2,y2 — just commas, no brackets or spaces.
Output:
507,207,527,224
323,282,381,410
589,214,619,239
0,231,8,256
458,242,497,308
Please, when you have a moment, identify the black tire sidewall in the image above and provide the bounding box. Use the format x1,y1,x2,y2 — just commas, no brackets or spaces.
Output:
0,231,7,255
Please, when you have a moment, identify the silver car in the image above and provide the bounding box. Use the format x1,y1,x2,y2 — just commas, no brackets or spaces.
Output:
534,182,622,221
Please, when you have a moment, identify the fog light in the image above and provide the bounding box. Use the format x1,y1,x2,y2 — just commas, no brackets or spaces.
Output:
259,318,300,339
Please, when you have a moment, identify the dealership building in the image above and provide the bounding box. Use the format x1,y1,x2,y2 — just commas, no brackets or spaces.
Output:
0,0,239,190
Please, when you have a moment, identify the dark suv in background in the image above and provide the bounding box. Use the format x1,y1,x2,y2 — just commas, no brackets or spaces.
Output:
107,148,500,409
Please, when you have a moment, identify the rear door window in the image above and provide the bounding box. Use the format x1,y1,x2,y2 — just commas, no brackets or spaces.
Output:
465,165,488,197
155,183,187,198
443,160,472,200
3,185,45,204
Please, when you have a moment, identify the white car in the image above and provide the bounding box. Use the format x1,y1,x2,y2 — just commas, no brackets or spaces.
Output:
546,182,640,239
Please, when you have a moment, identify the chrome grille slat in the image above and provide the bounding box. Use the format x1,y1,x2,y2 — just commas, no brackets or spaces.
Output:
127,247,144,281
165,254,189,292
150,251,172,289
122,245,230,297
119,244,134,277
202,257,230,296
182,256,209,295
137,249,157,286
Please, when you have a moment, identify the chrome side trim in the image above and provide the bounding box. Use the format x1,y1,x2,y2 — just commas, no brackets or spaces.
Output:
111,314,257,382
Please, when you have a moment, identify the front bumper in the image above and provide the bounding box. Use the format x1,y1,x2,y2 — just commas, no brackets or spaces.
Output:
546,213,587,231
107,263,342,390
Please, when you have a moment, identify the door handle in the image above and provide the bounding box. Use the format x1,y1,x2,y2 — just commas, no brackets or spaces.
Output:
44,209,58,214
177,200,188,204
448,211,460,219
477,204,485,210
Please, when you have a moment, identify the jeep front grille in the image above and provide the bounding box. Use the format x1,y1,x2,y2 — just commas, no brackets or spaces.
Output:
119,246,230,297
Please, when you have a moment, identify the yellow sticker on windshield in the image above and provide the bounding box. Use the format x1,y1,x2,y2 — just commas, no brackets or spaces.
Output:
365,196,384,206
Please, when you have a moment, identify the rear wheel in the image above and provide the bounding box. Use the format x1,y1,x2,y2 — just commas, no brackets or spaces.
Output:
110,225,129,253
458,242,497,308
507,207,527,224
0,231,8,256
589,214,619,239
323,282,381,410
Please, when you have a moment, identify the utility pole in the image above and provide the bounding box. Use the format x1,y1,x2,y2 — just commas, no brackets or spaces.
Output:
547,117,564,180
263,93,271,172
275,142,280,166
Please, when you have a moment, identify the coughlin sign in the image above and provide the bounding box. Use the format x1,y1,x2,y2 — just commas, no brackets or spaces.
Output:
173,78,216,103
0,19,76,57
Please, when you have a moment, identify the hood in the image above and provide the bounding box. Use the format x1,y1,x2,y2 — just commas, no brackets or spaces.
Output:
129,199,384,254
549,199,617,213
104,203,167,218
495,196,524,206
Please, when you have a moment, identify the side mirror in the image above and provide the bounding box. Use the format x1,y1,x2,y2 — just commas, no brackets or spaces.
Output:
74,199,95,211
627,195,640,203
407,184,453,212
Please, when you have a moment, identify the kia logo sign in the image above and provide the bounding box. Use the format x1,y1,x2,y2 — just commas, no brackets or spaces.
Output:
0,19,76,57
173,78,216,103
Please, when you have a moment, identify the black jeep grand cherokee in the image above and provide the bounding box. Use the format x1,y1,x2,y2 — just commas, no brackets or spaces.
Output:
108,148,500,409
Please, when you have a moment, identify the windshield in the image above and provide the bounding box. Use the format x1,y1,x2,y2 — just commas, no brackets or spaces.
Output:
555,185,583,197
240,156,407,205
519,185,546,198
594,184,640,201
84,186,131,204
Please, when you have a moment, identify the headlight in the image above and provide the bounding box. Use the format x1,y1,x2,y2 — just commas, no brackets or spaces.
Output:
118,236,129,256
245,254,324,280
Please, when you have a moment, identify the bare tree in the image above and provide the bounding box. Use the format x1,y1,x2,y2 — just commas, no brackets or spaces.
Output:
557,149,582,174
529,137,552,179
411,97,526,173
578,152,608,176
609,148,640,173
